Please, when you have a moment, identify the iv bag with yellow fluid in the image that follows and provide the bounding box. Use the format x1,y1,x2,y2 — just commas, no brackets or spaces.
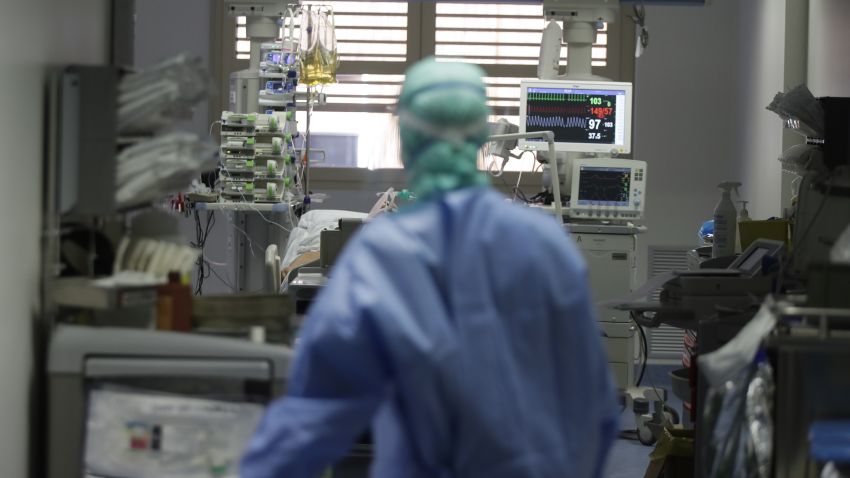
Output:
299,6,339,86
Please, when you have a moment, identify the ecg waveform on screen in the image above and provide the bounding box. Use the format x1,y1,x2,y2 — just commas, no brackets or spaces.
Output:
528,93,600,102
526,115,586,128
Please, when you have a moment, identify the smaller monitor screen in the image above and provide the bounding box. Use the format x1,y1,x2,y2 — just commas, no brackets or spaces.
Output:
576,166,631,207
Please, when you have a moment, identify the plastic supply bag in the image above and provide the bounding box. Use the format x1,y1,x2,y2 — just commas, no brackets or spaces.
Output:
118,54,211,134
700,355,774,478
85,387,264,478
115,133,217,209
831,225,850,265
746,358,775,478
779,143,820,175
699,303,777,387
822,463,850,478
699,303,777,478
767,84,825,138
299,6,338,86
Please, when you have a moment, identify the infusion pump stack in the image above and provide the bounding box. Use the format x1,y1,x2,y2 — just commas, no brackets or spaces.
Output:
520,0,647,390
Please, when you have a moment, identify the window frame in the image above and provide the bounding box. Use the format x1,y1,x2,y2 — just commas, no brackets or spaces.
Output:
212,2,636,190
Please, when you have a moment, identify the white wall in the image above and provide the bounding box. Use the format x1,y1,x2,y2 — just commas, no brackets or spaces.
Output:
634,0,743,275
0,1,109,476
808,0,850,97
734,0,787,220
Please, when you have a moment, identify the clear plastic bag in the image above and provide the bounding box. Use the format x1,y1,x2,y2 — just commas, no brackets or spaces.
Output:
822,462,850,478
115,132,217,209
85,387,264,478
830,225,850,265
746,359,775,478
699,303,777,478
779,143,820,175
701,356,774,478
299,6,339,86
118,54,211,134
767,84,825,138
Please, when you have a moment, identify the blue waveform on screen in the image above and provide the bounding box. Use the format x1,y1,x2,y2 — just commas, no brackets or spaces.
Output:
526,115,586,128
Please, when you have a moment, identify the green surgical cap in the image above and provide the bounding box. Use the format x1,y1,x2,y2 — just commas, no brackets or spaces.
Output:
398,58,491,200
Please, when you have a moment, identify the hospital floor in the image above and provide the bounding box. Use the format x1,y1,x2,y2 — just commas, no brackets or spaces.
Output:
604,363,683,478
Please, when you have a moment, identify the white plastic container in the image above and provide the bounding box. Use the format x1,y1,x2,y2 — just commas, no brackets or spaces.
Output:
713,181,741,258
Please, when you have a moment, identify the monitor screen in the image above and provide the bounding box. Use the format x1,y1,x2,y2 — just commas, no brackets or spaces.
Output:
738,247,769,273
519,80,632,154
576,165,631,207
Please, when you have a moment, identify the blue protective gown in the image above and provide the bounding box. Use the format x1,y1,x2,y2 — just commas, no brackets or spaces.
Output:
241,187,619,478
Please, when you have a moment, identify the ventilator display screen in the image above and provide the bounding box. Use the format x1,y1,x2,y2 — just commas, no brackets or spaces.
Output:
576,166,631,207
525,87,626,145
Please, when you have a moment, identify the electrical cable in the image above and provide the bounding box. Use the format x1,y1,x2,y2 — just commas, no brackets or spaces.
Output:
251,204,294,233
190,210,216,295
631,311,649,387
209,120,222,138
631,311,675,428
512,150,535,202
495,170,513,193
228,217,259,258
202,254,228,267
207,263,237,292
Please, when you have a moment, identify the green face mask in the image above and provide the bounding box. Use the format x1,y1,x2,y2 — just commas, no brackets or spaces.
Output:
397,58,493,200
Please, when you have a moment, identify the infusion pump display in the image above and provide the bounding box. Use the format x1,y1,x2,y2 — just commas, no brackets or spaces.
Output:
569,159,647,221
518,80,632,154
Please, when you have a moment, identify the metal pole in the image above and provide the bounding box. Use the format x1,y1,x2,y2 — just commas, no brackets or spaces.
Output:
303,86,311,204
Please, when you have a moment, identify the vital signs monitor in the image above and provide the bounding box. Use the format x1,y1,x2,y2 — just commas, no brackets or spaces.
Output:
518,79,633,154
568,158,646,221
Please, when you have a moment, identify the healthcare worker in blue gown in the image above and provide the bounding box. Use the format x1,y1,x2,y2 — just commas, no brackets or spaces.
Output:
241,58,619,478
